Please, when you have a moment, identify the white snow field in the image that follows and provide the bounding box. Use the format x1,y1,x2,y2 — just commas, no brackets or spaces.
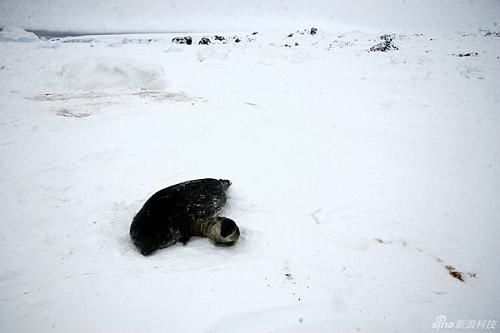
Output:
1,6,500,333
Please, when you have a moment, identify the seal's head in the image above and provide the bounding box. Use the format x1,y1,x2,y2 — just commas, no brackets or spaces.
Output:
213,217,240,245
192,216,239,245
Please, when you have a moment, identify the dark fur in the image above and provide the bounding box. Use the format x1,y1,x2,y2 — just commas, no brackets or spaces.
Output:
130,178,231,255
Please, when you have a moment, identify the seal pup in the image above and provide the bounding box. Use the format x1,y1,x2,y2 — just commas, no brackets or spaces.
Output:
130,178,239,255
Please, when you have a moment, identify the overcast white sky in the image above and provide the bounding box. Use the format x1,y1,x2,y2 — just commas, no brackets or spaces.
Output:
1,0,499,33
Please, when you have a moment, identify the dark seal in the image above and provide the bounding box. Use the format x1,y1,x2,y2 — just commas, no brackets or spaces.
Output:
130,178,240,255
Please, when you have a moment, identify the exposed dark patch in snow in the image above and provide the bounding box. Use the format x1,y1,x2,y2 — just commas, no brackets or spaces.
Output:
484,31,500,37
199,37,211,45
368,34,398,52
453,52,479,57
172,36,192,45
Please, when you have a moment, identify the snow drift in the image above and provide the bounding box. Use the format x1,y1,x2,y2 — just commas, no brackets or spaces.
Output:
59,57,167,92
0,26,39,42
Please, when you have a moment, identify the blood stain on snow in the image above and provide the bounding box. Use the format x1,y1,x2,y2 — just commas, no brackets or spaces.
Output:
445,265,464,282
375,243,476,283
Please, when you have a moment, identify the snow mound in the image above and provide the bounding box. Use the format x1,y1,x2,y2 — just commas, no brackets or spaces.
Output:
0,26,39,42
59,57,167,92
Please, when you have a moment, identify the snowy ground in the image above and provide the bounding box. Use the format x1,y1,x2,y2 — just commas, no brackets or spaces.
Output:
0,28,499,332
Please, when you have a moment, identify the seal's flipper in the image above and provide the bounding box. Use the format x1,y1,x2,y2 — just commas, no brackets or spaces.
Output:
179,234,191,245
